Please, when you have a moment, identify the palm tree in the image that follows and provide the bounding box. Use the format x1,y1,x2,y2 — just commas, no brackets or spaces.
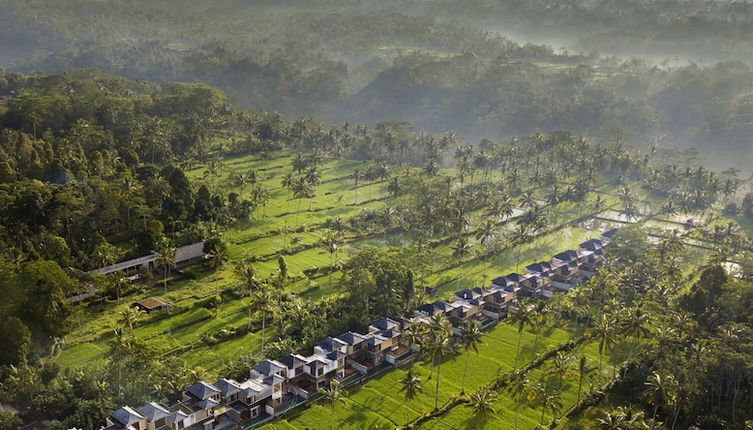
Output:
587,314,615,383
120,175,141,233
475,220,498,281
539,392,563,427
575,356,596,402
508,302,535,369
292,177,313,229
530,306,546,354
458,320,484,394
119,307,144,333
351,169,361,204
510,223,531,272
486,197,515,221
644,372,673,429
657,230,685,263
319,380,344,430
519,191,536,209
399,369,423,401
403,321,427,352
622,307,650,358
544,351,575,391
251,284,275,355
427,314,453,410
292,153,307,173
597,407,651,430
155,237,176,294
505,374,530,430
467,387,497,421
451,236,473,289
387,177,403,198
321,231,339,284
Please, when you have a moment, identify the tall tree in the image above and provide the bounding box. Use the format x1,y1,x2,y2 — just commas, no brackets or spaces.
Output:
458,320,484,394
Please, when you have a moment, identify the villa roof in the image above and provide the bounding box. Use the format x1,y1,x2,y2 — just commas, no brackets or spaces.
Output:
317,337,348,352
366,334,389,346
136,402,169,422
196,398,220,411
526,262,552,274
601,228,619,239
165,411,188,424
554,250,579,261
110,406,144,426
370,317,400,331
278,354,308,369
186,381,220,401
214,379,242,397
253,360,287,377
456,289,481,300
580,239,603,250
337,331,368,345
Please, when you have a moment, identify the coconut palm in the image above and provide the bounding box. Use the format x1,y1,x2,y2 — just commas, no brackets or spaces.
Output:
458,320,484,394
451,236,473,289
292,153,308,173
319,379,344,430
575,356,597,403
486,196,515,221
387,177,402,198
119,307,144,333
657,230,685,263
321,231,339,284
508,301,535,369
427,313,453,410
587,314,616,383
476,220,498,280
155,237,176,294
544,351,575,391
399,369,423,401
120,175,141,233
644,372,674,429
539,392,563,426
292,177,313,228
403,321,427,352
467,387,497,421
251,283,275,355
505,374,530,430
510,223,531,272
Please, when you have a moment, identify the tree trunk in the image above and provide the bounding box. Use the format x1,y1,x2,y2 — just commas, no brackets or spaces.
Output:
514,330,522,369
434,359,442,410
261,312,266,355
461,350,470,394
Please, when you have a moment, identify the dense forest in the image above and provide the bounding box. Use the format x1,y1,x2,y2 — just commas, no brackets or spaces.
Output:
4,1,753,171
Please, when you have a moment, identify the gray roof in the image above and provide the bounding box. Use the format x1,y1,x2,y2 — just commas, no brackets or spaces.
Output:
165,411,189,423
337,331,367,345
278,354,307,369
90,241,205,275
317,337,348,352
136,402,169,422
370,317,399,330
186,381,220,400
214,379,242,396
253,360,287,377
110,406,145,426
366,334,388,346
196,398,220,410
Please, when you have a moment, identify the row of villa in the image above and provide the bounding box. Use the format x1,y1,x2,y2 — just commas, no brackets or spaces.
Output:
102,229,617,430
